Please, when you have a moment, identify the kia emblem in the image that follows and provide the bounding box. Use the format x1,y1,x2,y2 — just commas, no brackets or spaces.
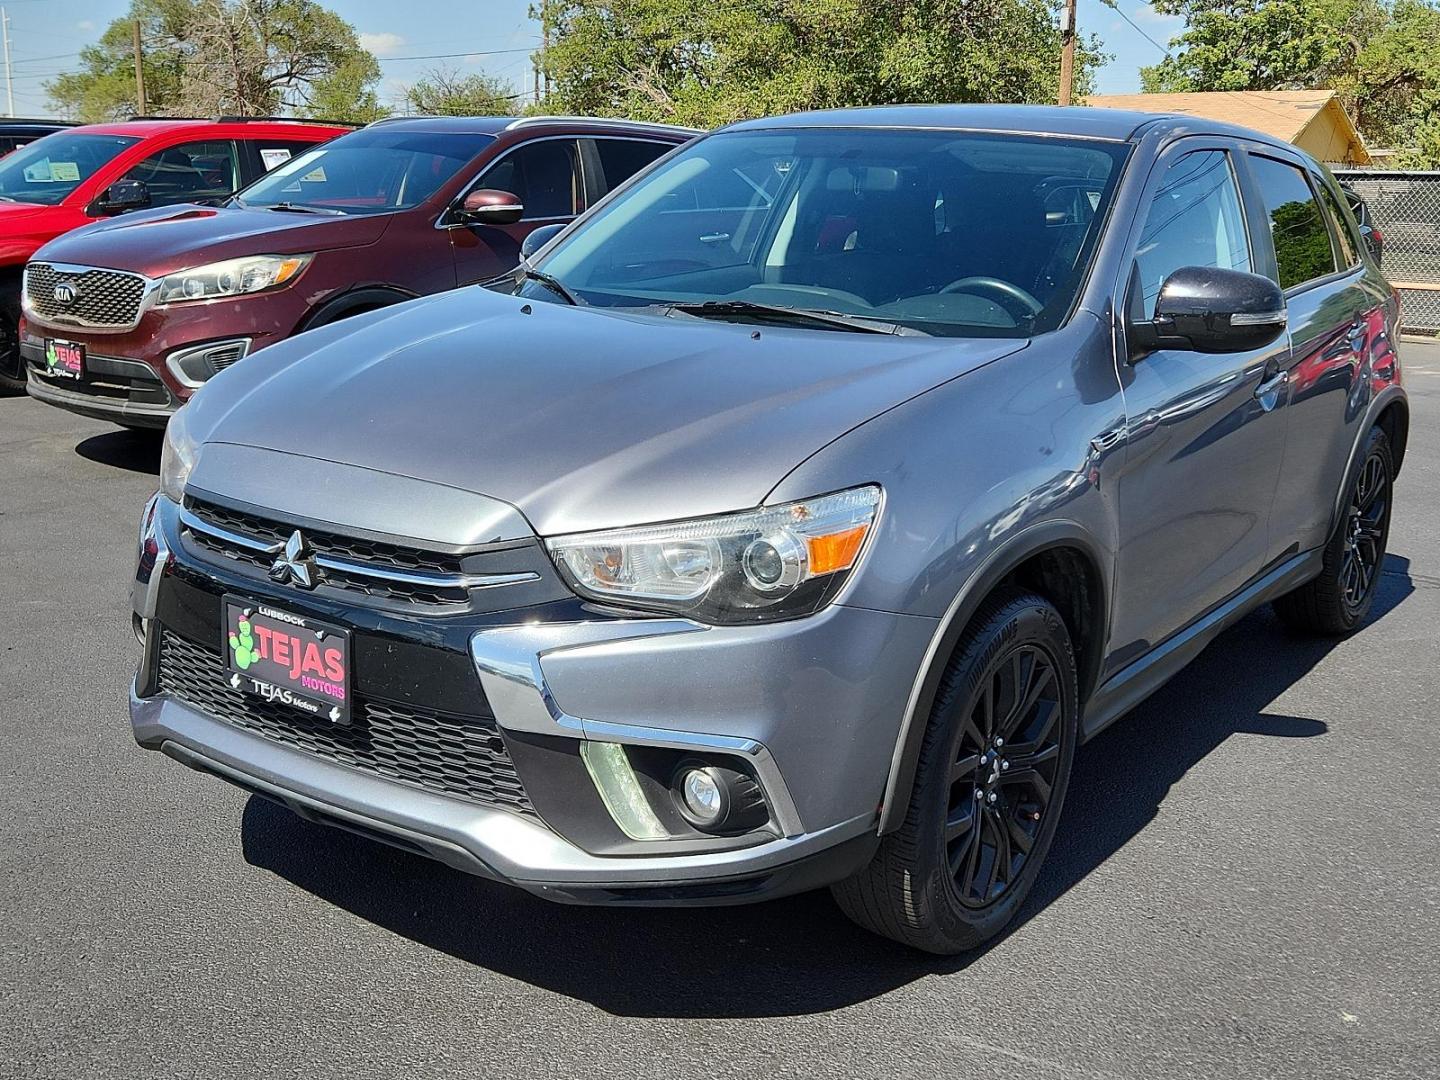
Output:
52,282,79,305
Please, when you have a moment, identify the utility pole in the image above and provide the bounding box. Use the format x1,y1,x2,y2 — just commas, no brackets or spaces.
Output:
2,9,14,119
132,18,147,115
1058,0,1077,106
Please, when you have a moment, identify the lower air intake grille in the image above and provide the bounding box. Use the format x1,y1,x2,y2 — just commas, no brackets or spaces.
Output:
156,629,535,817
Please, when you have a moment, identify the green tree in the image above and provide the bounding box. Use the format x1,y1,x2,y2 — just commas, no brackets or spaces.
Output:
1140,0,1440,162
45,0,387,124
532,0,1106,128
46,0,193,121
404,68,519,116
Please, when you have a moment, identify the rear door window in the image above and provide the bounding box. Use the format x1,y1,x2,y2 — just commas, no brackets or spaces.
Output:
1134,149,1252,316
593,139,672,194
477,140,581,220
123,139,239,206
252,140,324,173
1248,155,1338,289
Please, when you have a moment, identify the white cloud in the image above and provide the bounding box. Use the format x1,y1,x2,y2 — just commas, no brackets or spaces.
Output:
1133,6,1182,27
77,19,96,31
358,32,407,58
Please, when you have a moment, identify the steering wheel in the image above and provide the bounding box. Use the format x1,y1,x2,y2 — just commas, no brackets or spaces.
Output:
939,276,1044,319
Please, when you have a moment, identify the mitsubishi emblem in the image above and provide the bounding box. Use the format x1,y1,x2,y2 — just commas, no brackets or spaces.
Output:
266,530,321,590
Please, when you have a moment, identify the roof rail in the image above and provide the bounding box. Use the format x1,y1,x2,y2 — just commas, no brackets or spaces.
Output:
213,115,360,127
504,114,703,135
126,114,359,127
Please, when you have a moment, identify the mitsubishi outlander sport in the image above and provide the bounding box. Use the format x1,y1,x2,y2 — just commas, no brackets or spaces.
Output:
130,105,1406,953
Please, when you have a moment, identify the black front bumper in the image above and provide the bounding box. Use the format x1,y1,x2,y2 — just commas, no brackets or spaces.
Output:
24,341,175,427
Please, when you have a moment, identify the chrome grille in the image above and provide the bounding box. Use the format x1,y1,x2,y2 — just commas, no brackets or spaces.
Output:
157,629,536,817
180,498,539,609
24,262,149,330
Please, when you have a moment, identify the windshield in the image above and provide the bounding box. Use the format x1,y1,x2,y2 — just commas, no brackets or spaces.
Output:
529,128,1128,337
0,132,139,205
236,128,495,215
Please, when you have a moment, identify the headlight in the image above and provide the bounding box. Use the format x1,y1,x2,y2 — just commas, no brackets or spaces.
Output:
156,253,312,305
546,486,881,624
158,404,201,502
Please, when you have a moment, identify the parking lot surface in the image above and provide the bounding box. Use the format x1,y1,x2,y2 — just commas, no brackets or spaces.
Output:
3,345,1439,1080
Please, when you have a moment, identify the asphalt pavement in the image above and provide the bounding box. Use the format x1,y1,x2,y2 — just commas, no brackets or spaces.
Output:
3,346,1439,1080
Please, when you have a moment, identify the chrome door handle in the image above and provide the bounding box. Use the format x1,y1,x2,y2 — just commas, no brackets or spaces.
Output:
1254,370,1288,400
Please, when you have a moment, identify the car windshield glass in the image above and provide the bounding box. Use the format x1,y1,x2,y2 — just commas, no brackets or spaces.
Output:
529,128,1128,337
0,132,139,205
235,129,496,215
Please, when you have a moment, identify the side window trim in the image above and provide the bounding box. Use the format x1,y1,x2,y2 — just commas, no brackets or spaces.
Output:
1311,168,1362,271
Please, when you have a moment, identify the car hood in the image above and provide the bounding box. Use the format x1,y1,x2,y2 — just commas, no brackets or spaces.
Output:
186,287,1026,536
34,204,390,275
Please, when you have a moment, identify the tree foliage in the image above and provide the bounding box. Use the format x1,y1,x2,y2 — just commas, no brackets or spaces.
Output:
46,0,386,124
404,68,519,116
1140,0,1440,162
532,0,1106,127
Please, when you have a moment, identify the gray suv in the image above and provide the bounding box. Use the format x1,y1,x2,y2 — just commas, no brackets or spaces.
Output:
130,105,1406,953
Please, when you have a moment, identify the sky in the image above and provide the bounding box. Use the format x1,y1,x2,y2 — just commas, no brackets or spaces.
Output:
0,0,1184,118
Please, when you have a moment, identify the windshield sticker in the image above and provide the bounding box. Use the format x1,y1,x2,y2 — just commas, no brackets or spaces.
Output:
23,161,53,182
49,161,80,182
300,166,327,182
259,147,292,170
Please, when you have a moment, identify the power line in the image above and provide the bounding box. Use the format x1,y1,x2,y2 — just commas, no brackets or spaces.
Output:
1098,0,1174,58
377,45,539,63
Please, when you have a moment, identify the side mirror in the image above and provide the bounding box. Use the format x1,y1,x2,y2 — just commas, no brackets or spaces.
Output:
1128,266,1286,359
95,178,151,215
456,188,523,226
1360,224,1384,266
520,222,566,261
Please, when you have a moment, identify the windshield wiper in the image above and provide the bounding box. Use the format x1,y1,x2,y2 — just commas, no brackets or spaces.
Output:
667,299,913,336
263,202,345,216
517,265,584,306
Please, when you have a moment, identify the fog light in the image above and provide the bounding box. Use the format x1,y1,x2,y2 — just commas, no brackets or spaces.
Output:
680,767,727,826
671,760,769,834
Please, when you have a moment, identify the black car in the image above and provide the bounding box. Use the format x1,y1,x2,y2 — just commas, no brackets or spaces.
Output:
0,118,75,157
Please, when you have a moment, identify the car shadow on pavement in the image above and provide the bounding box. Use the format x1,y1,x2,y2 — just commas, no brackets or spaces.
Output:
239,555,1414,1018
74,429,162,474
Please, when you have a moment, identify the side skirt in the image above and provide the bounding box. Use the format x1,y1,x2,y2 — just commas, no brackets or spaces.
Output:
1081,548,1324,741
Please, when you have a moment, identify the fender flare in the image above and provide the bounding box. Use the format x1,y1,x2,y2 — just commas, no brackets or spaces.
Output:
1328,385,1409,536
876,519,1110,835
298,286,416,333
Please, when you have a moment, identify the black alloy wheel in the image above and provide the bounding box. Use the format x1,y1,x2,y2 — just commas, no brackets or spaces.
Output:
1274,425,1394,635
945,643,1064,908
1340,448,1388,613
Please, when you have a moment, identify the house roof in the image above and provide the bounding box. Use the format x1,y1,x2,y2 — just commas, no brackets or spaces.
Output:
1086,90,1370,163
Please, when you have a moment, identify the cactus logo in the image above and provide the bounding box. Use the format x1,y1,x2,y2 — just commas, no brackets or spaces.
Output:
229,619,261,669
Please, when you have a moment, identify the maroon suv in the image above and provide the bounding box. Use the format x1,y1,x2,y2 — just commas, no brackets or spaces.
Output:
21,115,695,427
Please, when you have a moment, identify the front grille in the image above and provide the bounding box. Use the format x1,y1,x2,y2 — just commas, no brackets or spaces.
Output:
156,628,536,817
190,499,466,574
183,499,477,608
24,262,149,330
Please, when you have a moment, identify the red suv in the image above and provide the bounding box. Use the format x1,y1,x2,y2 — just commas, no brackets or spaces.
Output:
0,117,349,392
20,115,695,428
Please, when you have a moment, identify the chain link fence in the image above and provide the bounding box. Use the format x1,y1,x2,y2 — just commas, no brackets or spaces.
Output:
1334,170,1440,335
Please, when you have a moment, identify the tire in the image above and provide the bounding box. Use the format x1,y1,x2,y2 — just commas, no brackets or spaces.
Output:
833,590,1079,954
1273,425,1393,635
0,282,23,394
